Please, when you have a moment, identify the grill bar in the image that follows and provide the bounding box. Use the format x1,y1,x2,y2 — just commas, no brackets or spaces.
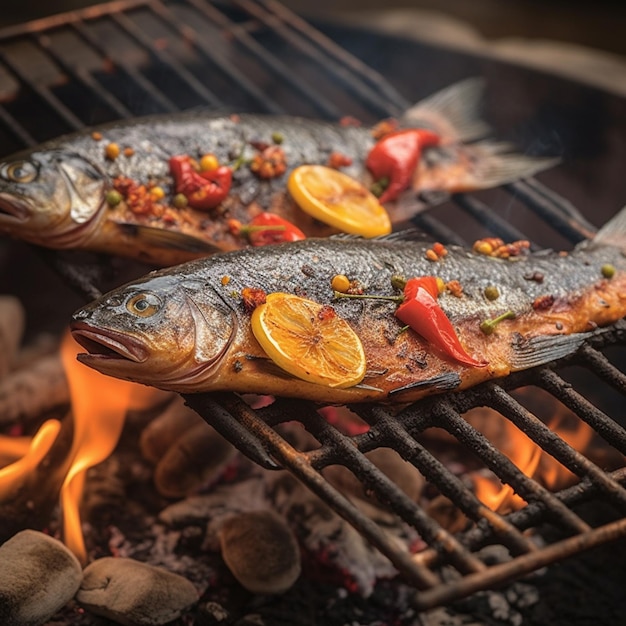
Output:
488,386,626,511
33,33,134,120
0,0,624,610
0,49,85,131
71,19,179,114
110,11,223,107
362,405,538,557
534,367,626,454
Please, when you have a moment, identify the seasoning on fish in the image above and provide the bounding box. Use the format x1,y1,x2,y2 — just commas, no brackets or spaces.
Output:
0,78,558,266
70,205,626,405
288,165,392,237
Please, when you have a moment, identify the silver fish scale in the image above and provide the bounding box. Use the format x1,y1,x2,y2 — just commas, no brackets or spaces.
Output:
147,236,624,327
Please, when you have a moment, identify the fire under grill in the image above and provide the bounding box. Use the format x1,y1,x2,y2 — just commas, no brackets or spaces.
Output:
0,0,625,614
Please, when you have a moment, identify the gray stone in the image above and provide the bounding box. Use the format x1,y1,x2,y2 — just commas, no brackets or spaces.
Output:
76,557,198,625
219,510,301,595
0,529,82,626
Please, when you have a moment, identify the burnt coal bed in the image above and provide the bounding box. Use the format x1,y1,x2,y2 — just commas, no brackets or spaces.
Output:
0,1,626,625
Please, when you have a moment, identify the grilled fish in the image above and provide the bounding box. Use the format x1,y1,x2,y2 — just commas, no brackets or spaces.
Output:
70,206,626,405
0,79,556,266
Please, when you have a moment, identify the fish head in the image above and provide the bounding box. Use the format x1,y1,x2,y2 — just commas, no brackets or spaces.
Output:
0,150,106,247
70,273,238,391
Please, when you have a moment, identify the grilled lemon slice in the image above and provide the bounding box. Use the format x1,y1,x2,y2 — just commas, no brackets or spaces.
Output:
287,165,391,237
251,292,366,388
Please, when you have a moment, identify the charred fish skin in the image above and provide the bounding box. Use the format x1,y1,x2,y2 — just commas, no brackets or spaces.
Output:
70,206,626,404
0,80,557,265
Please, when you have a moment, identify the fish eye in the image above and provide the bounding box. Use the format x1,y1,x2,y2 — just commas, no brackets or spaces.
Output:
2,160,38,184
126,292,161,318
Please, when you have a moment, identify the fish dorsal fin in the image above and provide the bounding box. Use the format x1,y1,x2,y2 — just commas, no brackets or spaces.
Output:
589,205,626,252
400,77,491,143
509,332,591,371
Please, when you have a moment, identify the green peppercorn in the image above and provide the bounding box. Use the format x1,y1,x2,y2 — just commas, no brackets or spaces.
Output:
601,263,616,279
271,132,284,144
173,193,188,209
483,285,500,301
105,190,122,207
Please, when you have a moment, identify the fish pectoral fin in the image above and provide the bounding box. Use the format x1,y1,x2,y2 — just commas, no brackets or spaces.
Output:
387,372,462,396
113,222,221,254
509,331,591,371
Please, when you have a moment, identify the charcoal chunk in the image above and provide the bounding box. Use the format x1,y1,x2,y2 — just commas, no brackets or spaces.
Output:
0,529,82,626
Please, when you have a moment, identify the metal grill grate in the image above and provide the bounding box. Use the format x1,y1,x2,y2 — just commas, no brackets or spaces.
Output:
0,0,625,610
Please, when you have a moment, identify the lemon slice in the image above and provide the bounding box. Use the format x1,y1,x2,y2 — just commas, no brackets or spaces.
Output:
251,292,366,388
288,165,391,237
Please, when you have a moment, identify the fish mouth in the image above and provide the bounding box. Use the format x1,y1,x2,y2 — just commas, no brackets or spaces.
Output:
71,321,150,364
0,193,30,223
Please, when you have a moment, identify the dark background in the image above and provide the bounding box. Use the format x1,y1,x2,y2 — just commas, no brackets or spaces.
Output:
1,0,626,57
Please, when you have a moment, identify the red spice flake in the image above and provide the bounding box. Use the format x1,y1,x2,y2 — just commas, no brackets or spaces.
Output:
326,151,353,169
123,147,135,158
241,287,267,312
493,240,530,259
249,146,287,179
91,131,103,141
532,294,555,310
221,276,231,286
346,280,364,295
229,114,241,124
370,117,399,140
317,305,337,321
473,237,505,256
339,115,362,127
432,242,448,257
249,139,270,152
227,219,243,236
473,237,530,258
446,280,464,298
112,176,158,216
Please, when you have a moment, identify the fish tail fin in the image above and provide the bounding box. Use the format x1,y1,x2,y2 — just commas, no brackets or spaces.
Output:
590,205,626,251
401,77,491,143
415,140,560,195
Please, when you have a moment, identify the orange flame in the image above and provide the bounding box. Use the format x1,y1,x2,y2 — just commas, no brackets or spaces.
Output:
470,399,600,513
0,419,62,501
59,330,141,565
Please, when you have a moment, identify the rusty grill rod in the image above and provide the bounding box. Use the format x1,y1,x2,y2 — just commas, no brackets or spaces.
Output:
534,366,626,455
70,18,179,114
0,48,85,131
488,385,626,511
360,404,538,558
150,0,286,115
432,400,592,534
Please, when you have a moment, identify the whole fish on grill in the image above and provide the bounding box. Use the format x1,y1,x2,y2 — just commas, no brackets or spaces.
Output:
0,79,556,266
70,205,626,405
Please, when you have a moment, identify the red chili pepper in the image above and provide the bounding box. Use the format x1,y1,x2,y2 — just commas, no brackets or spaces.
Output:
243,213,306,246
366,129,440,204
395,277,487,367
169,155,232,210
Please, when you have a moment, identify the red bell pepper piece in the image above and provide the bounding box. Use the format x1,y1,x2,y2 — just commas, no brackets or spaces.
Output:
169,155,232,210
395,276,487,367
366,129,440,204
245,213,306,246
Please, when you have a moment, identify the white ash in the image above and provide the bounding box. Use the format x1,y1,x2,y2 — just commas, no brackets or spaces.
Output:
76,556,198,626
0,529,82,626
